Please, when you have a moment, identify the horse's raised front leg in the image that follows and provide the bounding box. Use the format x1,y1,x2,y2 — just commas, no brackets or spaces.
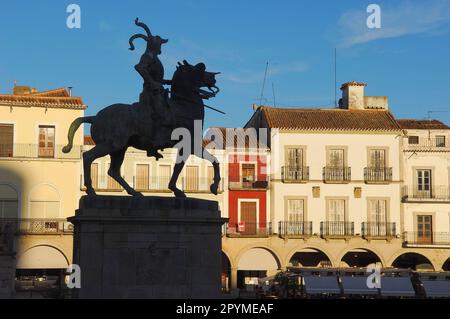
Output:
109,148,143,197
83,144,111,196
202,147,221,195
168,152,186,198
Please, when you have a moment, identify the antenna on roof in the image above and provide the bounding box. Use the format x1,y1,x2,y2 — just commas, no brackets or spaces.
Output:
272,82,277,108
259,61,269,106
427,110,447,121
334,48,337,108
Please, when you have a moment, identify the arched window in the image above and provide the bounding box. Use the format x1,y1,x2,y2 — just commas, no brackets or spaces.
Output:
29,184,60,219
0,184,18,219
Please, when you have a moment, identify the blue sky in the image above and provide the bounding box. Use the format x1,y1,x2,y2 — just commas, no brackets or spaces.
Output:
0,0,449,128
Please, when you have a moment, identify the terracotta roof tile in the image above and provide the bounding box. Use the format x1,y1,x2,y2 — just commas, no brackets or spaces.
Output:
84,135,95,145
256,106,402,132
31,88,70,97
397,119,450,130
0,93,86,110
204,127,268,150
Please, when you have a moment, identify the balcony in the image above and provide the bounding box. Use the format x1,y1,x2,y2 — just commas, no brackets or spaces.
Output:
281,166,309,183
228,176,269,190
323,167,351,183
364,167,392,183
361,222,396,238
278,221,313,238
81,175,123,192
181,177,223,193
403,232,450,246
405,137,450,151
225,222,273,237
320,221,354,237
402,186,450,201
0,219,73,235
0,144,81,159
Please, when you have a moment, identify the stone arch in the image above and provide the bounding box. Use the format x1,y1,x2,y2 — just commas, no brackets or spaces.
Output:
442,258,450,271
391,252,435,271
237,246,281,271
0,183,19,218
28,183,61,219
286,247,333,268
338,247,384,268
235,244,283,270
16,244,69,269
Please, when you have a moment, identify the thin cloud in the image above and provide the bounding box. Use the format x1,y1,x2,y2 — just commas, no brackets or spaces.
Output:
338,0,450,47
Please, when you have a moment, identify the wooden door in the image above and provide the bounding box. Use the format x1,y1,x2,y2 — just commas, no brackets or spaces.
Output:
136,164,149,190
417,215,433,244
38,126,55,158
0,124,13,157
91,163,99,190
240,202,257,235
185,166,199,191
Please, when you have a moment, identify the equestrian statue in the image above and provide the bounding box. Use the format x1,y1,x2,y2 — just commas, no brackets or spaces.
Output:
62,18,221,198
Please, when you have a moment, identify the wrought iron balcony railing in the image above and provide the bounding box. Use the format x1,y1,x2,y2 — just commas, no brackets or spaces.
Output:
81,175,123,191
402,186,450,201
281,166,309,182
278,221,313,237
364,167,393,183
181,177,223,193
323,167,351,182
225,222,273,237
361,222,396,237
0,219,73,235
0,144,81,159
228,176,269,190
320,221,354,237
403,231,450,246
405,137,449,150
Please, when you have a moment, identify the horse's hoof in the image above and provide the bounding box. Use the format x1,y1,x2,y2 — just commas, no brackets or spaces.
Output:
173,189,187,198
132,192,144,197
86,188,97,196
210,183,219,195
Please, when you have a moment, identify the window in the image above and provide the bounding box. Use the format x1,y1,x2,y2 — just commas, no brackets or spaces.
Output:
408,136,419,144
91,163,99,190
241,163,255,187
0,124,13,157
287,199,304,222
368,149,386,168
417,169,431,193
136,164,149,190
368,199,387,223
0,200,18,219
327,149,345,167
185,166,199,191
158,165,171,190
29,201,60,219
38,125,55,158
436,136,446,147
287,148,303,168
107,163,121,190
327,199,346,222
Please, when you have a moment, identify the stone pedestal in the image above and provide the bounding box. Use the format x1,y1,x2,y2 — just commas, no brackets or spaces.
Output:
68,195,227,299
0,248,15,299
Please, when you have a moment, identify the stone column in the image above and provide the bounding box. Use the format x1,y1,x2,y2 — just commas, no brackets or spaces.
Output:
69,195,227,299
230,267,238,290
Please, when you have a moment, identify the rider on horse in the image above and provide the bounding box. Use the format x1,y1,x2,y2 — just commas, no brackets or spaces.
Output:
129,18,173,159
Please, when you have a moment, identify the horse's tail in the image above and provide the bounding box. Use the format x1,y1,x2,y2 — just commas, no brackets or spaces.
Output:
62,116,96,153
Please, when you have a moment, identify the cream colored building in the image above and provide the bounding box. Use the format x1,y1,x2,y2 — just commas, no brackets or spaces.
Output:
0,85,85,287
1,81,449,294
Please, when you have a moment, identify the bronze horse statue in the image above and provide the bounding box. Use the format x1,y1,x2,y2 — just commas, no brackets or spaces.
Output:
62,19,221,198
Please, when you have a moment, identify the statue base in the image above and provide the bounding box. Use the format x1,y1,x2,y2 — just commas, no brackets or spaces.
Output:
68,195,227,299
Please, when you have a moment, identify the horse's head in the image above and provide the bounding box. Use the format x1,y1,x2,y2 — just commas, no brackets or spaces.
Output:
172,61,220,97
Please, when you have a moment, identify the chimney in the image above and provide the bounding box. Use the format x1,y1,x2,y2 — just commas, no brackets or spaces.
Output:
68,86,73,97
340,81,367,110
